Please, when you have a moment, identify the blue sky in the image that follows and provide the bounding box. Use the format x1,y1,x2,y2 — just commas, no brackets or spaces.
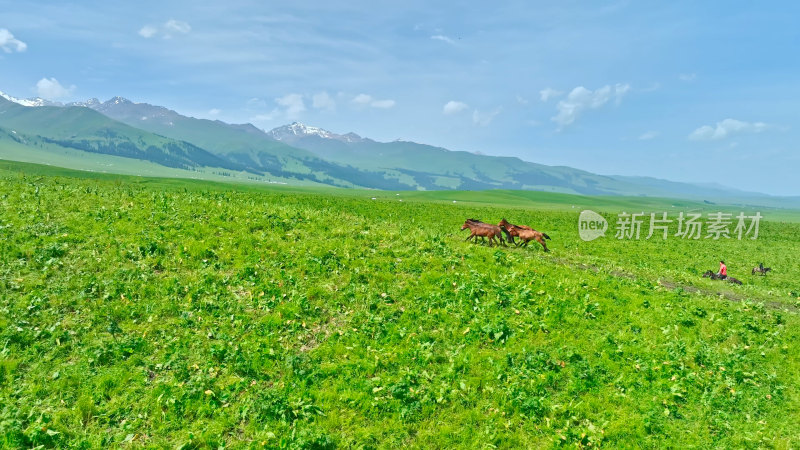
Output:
1,0,798,195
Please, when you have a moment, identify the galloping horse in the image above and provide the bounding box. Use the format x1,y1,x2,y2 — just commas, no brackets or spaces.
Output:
465,219,511,243
461,219,507,247
514,228,551,252
497,218,551,251
752,263,771,275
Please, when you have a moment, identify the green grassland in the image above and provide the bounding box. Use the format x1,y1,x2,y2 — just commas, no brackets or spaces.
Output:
2,161,800,448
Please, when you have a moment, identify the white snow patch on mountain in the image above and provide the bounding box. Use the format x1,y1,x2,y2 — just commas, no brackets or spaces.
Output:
0,90,60,107
268,122,365,143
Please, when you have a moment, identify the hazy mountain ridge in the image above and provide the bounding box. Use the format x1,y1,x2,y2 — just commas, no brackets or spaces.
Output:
268,122,367,143
0,90,62,107
260,121,797,204
73,97,420,188
0,96,253,173
0,94,415,188
1,89,797,207
259,123,678,195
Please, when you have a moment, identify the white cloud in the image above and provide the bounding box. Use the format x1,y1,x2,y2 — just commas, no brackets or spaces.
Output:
638,131,659,140
679,73,696,82
275,93,306,119
139,19,191,39
0,28,27,53
352,93,373,105
551,83,630,128
208,108,221,116
250,112,278,123
371,99,395,109
312,92,335,111
36,78,75,99
472,108,501,127
642,82,661,92
614,84,631,100
431,35,455,45
247,97,267,108
138,26,158,38
443,100,468,115
539,88,563,102
250,94,309,123
351,93,395,109
688,119,769,141
165,20,191,34
516,95,529,105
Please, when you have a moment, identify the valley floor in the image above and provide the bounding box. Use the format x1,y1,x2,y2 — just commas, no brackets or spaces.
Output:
1,161,799,448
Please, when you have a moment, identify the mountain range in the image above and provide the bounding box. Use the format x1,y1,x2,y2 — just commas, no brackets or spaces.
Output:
0,90,796,207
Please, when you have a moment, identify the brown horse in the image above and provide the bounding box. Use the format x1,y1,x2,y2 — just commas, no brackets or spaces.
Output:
515,228,550,252
497,218,551,251
461,219,507,247
497,218,528,245
461,219,484,243
702,270,743,285
752,263,771,275
464,219,508,246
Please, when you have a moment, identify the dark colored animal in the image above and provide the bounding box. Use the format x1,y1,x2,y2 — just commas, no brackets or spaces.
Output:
461,219,507,247
702,270,719,280
703,270,743,285
752,263,771,275
497,218,550,251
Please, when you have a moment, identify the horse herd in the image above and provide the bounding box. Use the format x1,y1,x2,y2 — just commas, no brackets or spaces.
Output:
461,218,775,285
461,218,551,251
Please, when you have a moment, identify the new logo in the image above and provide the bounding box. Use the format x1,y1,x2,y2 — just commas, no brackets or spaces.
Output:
578,210,608,241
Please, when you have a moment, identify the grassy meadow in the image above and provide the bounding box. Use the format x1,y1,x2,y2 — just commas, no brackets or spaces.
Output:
2,160,800,448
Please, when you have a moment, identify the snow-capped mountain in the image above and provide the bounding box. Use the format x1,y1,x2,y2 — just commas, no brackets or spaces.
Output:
0,90,124,110
67,98,102,108
82,96,155,117
268,122,366,143
0,90,62,107
75,96,188,128
94,96,135,109
2,86,789,202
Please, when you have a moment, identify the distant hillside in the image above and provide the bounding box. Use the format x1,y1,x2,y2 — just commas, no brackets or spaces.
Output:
609,175,800,209
84,97,309,161
266,122,799,206
266,123,641,194
0,96,247,173
73,97,414,189
1,90,798,207
0,96,412,189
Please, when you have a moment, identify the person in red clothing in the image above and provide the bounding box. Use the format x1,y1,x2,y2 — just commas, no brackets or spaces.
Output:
718,260,727,279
